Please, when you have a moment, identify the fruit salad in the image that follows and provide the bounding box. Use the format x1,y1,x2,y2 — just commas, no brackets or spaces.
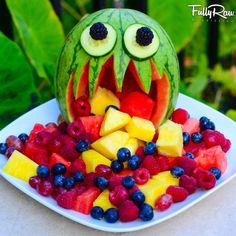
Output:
0,8,232,225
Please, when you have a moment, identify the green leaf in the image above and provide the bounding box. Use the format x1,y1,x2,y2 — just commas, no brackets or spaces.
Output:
6,0,65,83
0,32,40,128
148,0,206,51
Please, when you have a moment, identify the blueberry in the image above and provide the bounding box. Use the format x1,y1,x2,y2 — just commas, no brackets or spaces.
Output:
74,171,85,183
53,174,65,187
139,203,154,221
90,206,104,220
0,143,8,154
95,176,109,190
76,140,90,153
63,177,75,189
191,132,203,143
37,165,50,177
111,160,124,173
171,166,184,178
117,147,131,162
183,132,190,146
18,133,29,143
127,155,141,170
131,190,145,206
144,142,157,155
51,163,66,175
201,121,215,131
209,167,221,180
122,176,135,189
105,105,119,113
104,208,119,223
200,116,210,126
184,152,195,159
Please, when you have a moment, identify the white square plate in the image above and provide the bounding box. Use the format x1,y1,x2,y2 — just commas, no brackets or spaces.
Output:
0,93,236,233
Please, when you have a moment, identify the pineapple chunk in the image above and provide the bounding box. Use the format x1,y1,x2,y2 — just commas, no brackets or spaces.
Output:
91,131,129,159
124,138,139,155
152,171,179,186
89,87,120,116
156,120,183,157
93,189,115,211
2,150,38,182
100,108,131,136
138,179,167,207
81,150,111,173
125,116,155,142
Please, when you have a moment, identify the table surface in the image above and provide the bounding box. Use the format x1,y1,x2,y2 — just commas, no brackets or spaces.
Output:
1,175,236,236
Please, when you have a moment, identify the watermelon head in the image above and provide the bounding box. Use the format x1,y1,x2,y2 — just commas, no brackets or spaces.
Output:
55,8,180,127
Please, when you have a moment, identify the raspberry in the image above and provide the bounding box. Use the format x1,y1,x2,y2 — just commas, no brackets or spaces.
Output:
195,170,216,190
58,121,68,134
56,189,77,209
60,143,80,161
222,139,231,152
135,146,145,162
177,156,197,176
67,120,85,140
133,168,150,185
179,174,197,194
77,132,96,143
48,137,62,153
51,187,67,200
69,159,86,174
36,180,53,197
108,176,122,191
166,186,189,203
156,155,170,171
141,155,160,175
29,176,41,189
155,194,173,211
83,172,98,187
192,167,206,179
73,97,91,117
35,131,52,146
171,108,189,124
118,200,139,222
109,185,129,207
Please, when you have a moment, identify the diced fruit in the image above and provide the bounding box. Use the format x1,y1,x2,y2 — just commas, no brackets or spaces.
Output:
182,118,200,135
152,171,179,186
69,159,86,174
89,87,120,116
3,150,38,182
156,120,183,157
166,186,189,203
93,189,115,211
140,155,160,175
195,145,227,174
125,116,155,142
120,91,155,120
80,115,103,141
73,187,101,214
81,150,111,173
91,131,129,159
57,190,77,209
48,153,71,170
155,194,173,211
123,138,139,155
100,108,131,136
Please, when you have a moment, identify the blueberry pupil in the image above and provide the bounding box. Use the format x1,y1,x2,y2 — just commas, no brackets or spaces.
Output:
136,27,154,46
89,22,108,40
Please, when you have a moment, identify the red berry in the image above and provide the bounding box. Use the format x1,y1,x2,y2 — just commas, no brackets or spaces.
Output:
73,96,91,117
141,155,160,175
222,139,231,153
51,187,67,200
192,167,206,178
179,174,197,194
77,132,96,143
6,135,23,152
108,176,122,191
127,185,140,196
177,156,197,176
69,159,86,174
75,185,87,195
166,186,189,203
48,137,62,153
135,146,145,161
56,189,77,209
171,108,189,124
35,131,52,146
155,194,173,211
58,121,68,134
28,123,45,141
133,168,150,185
118,200,139,222
95,164,112,178
109,185,129,207
67,120,85,140
83,172,98,187
195,170,216,190
156,155,170,171
29,176,41,189
37,180,53,197
60,142,80,161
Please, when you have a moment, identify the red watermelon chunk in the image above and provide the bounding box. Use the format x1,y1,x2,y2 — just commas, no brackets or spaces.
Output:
120,91,155,120
48,153,71,170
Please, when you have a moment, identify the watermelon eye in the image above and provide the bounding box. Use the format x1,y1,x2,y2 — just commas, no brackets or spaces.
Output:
80,22,117,57
124,24,159,60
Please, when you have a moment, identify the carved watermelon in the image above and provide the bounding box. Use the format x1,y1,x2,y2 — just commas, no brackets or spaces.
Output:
55,8,179,127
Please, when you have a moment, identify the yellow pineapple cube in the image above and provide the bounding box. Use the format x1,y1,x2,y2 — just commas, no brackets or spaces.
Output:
81,150,111,173
89,86,120,116
100,108,131,136
2,150,38,182
138,179,167,207
93,189,115,211
156,120,183,157
125,116,155,142
124,138,139,155
91,131,129,159
152,171,179,186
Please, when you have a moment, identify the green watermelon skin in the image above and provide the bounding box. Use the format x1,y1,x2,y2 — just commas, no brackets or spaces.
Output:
55,9,179,126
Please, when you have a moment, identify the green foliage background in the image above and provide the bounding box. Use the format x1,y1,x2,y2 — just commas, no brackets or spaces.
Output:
0,0,236,128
